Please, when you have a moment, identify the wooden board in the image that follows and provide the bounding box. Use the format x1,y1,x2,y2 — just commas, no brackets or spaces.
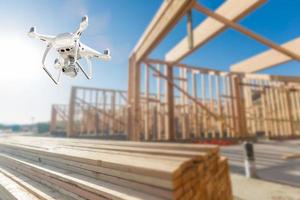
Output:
0,136,233,200
165,0,266,62
132,0,194,62
231,37,300,73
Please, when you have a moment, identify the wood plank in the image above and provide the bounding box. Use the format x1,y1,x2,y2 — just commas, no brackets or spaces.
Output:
166,0,266,62
133,0,194,62
194,3,300,62
231,37,300,72
0,136,232,200
0,168,40,200
164,65,175,140
0,153,165,200
0,167,73,200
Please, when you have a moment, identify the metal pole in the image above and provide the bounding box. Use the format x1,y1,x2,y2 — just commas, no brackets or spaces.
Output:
243,141,258,178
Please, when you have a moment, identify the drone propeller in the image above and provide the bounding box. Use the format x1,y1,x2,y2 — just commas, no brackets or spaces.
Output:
73,15,88,63
75,15,88,38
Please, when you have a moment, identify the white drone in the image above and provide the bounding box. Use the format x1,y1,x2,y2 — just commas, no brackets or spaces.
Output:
28,15,111,84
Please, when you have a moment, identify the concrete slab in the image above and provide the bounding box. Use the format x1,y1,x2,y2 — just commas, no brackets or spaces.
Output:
221,139,300,187
232,174,300,200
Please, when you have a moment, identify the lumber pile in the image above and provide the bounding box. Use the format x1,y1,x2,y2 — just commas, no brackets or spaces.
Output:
0,136,232,200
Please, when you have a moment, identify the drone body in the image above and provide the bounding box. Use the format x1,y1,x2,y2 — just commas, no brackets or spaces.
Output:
28,16,111,84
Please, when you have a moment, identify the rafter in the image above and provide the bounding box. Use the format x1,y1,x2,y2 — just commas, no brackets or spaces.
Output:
165,0,266,63
132,0,194,63
231,37,300,73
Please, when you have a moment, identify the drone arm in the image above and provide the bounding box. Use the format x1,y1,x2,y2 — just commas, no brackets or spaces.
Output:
76,58,92,80
74,40,79,62
28,27,54,43
94,52,111,61
74,16,88,37
42,45,61,85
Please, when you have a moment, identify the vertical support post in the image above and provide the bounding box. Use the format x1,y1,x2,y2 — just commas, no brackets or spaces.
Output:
233,76,248,138
285,84,295,137
102,91,106,133
95,91,100,134
243,79,252,136
144,64,150,140
156,64,162,140
208,74,214,138
127,54,141,141
261,83,270,138
274,84,284,137
278,85,289,137
216,75,224,138
187,10,193,49
268,82,279,137
50,105,57,134
192,71,200,138
180,68,189,139
201,73,208,138
224,76,231,138
165,65,175,141
67,87,77,137
111,92,116,135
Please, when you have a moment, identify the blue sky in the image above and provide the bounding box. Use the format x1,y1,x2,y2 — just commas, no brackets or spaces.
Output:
0,0,299,124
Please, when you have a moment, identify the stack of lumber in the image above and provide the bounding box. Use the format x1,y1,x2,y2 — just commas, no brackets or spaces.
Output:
0,136,232,200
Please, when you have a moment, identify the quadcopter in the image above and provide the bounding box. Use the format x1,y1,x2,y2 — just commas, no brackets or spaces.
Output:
28,15,111,84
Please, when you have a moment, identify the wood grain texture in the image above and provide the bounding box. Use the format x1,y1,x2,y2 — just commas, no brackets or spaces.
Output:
166,0,266,62
231,37,300,73
0,136,232,200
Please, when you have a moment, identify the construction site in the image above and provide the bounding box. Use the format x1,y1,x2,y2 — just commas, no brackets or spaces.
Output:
0,0,300,199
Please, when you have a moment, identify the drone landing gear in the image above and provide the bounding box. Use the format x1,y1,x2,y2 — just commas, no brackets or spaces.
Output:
42,45,61,85
76,58,92,80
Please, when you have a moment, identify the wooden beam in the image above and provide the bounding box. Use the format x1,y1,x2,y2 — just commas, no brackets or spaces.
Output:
166,0,266,62
193,3,300,62
50,105,57,134
132,0,194,63
165,65,175,141
144,64,150,141
242,73,300,84
146,58,300,83
67,87,76,137
231,37,300,73
127,54,141,141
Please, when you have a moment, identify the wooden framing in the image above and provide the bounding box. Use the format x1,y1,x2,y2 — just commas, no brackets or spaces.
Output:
166,0,266,62
231,37,300,72
193,3,300,62
50,0,300,141
132,0,195,63
56,86,128,138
